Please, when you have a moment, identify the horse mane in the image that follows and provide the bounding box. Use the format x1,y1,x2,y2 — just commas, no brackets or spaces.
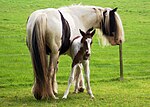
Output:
59,4,103,13
60,4,92,9
115,12,124,42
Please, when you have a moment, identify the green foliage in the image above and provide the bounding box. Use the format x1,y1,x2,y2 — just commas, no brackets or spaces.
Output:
0,0,150,106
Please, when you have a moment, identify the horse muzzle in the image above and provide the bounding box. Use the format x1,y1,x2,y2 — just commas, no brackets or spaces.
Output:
109,38,123,46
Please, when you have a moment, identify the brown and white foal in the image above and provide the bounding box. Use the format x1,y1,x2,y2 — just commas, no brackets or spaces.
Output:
62,28,95,99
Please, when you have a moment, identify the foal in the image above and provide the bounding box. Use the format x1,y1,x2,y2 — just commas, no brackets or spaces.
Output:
62,28,95,99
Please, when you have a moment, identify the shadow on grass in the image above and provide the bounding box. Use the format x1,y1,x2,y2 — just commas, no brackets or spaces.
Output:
3,92,91,106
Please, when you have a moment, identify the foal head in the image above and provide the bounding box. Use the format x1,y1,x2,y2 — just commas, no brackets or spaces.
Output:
79,28,95,59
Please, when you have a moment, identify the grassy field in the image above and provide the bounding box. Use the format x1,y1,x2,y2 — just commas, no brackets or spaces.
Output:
0,0,150,106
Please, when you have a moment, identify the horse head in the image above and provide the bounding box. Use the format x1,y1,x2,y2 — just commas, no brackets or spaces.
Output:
101,8,124,45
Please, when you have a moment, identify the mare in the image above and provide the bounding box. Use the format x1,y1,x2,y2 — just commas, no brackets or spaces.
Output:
62,28,95,99
26,5,124,100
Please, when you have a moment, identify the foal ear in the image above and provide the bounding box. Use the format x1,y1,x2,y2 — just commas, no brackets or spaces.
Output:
79,29,85,37
91,29,96,37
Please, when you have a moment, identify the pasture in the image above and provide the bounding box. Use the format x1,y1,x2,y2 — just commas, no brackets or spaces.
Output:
0,0,150,106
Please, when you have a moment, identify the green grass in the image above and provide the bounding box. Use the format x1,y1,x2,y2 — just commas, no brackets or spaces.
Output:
0,0,150,106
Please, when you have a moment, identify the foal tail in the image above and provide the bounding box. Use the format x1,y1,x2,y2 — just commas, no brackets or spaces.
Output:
31,13,48,99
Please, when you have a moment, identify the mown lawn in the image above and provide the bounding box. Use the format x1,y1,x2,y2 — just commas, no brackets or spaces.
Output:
0,0,150,106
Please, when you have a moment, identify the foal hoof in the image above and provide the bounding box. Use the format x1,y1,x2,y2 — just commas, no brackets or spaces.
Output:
91,95,95,99
78,87,84,92
62,95,67,99
34,93,42,100
73,90,78,94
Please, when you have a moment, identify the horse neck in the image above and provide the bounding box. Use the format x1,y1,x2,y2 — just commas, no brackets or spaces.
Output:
67,5,103,30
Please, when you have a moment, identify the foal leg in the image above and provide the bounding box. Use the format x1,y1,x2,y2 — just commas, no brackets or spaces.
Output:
78,69,85,92
74,64,85,93
82,60,94,98
62,65,77,99
74,65,81,93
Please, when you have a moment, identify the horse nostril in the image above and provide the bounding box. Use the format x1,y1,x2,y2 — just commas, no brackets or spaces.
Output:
120,40,122,44
116,39,122,45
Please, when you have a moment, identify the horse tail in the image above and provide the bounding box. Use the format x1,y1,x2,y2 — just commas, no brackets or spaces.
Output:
31,13,48,99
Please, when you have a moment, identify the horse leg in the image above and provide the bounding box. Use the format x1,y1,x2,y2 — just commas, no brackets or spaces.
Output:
53,65,58,95
48,53,59,99
62,65,76,99
82,60,94,98
45,55,58,95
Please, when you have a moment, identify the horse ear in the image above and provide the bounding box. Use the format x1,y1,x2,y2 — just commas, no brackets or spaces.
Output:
111,7,118,13
103,10,107,15
87,27,93,32
79,29,85,37
91,29,95,37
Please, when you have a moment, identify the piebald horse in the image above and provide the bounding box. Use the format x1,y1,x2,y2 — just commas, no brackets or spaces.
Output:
26,5,124,100
62,28,95,99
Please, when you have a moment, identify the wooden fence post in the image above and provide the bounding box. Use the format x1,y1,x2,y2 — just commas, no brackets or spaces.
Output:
119,44,123,80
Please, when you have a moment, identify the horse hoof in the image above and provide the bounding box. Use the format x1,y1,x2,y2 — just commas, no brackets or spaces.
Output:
78,87,84,92
53,86,58,95
34,93,42,100
50,94,59,100
54,91,58,95
54,96,59,100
